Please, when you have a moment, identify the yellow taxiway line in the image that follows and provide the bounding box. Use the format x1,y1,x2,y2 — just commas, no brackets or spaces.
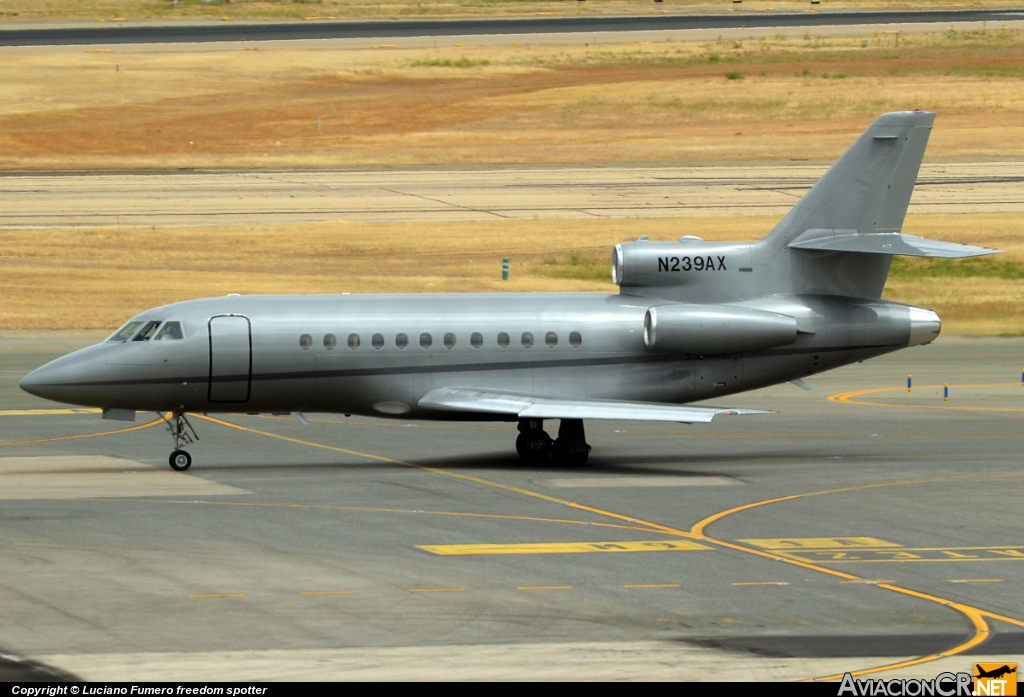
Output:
829,382,1024,412
191,413,1024,682
0,414,162,447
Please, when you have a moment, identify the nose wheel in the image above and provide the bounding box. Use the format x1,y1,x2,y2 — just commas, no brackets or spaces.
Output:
162,411,199,471
169,450,192,471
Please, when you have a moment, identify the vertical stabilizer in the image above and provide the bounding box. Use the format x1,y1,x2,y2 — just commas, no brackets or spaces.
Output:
764,111,935,250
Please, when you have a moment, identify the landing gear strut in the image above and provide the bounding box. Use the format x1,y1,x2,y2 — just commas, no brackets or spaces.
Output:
163,411,199,471
552,418,591,468
516,418,590,467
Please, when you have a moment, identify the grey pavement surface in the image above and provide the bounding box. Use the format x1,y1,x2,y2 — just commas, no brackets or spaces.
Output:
3,161,1022,227
1,331,1022,679
1,10,1022,47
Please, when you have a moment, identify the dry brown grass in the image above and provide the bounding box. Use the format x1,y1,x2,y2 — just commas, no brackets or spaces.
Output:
1,29,1023,169
1,1,1018,22
2,213,1021,334
1,30,1022,334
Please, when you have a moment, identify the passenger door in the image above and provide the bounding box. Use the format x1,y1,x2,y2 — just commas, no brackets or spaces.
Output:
208,315,252,403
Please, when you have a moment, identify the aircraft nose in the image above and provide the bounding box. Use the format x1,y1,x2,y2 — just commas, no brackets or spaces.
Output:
20,346,110,406
18,365,47,397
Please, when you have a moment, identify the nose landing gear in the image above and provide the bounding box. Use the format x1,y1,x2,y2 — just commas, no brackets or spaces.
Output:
516,418,590,467
170,449,192,471
162,412,199,471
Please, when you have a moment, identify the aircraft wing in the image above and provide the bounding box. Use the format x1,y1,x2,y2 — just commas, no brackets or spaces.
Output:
418,387,769,423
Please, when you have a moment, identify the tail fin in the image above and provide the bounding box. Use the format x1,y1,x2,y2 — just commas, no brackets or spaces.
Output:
612,112,998,304
765,110,934,250
755,111,998,299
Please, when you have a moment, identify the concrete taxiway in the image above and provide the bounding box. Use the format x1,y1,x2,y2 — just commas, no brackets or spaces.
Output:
2,161,1023,227
1,332,1022,680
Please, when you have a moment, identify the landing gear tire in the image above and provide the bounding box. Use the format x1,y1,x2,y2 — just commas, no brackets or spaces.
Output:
552,439,591,468
169,449,192,471
163,412,199,470
516,429,552,463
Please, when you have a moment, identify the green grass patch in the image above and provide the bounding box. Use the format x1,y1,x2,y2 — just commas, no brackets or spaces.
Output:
726,71,744,81
409,57,490,68
889,256,1024,281
532,253,610,282
945,65,1024,78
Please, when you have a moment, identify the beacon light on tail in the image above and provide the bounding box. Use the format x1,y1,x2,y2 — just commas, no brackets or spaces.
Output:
21,111,999,470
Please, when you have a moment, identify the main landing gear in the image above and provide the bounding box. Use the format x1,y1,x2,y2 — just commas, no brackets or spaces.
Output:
516,418,591,467
163,411,199,471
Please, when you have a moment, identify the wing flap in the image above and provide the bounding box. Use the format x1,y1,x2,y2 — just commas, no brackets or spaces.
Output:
418,387,768,423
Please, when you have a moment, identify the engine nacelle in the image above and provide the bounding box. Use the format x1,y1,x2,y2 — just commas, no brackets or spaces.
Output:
612,240,753,289
644,304,799,356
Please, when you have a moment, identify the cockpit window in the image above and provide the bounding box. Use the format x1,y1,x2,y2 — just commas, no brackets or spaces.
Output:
132,321,162,341
154,321,184,341
107,320,145,343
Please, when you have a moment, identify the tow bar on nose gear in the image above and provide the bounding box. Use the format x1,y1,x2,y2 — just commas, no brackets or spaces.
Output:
161,411,199,471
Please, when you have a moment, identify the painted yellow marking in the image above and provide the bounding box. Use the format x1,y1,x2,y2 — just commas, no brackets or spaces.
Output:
138,498,650,534
189,593,244,599
0,415,162,447
839,579,896,584
814,585,991,681
408,587,464,593
307,416,1024,442
0,408,100,416
687,485,1010,682
300,590,357,595
417,540,710,556
196,414,1024,681
732,581,790,586
623,583,680,589
777,545,1024,564
829,382,1024,412
517,585,572,591
975,609,1024,629
195,415,687,535
949,579,1003,583
740,537,900,550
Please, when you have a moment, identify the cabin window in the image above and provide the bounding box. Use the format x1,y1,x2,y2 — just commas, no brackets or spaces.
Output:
371,333,384,350
324,333,337,350
107,320,146,343
470,332,483,349
521,332,534,349
443,332,456,350
545,332,557,348
348,333,360,350
569,331,582,348
299,334,313,350
132,321,162,341
154,321,184,341
497,332,510,349
396,333,409,350
420,332,432,349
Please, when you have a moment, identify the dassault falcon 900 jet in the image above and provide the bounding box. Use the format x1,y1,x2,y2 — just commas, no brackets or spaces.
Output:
21,111,998,471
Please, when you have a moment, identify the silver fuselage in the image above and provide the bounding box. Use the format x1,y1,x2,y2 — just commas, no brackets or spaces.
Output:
20,291,929,419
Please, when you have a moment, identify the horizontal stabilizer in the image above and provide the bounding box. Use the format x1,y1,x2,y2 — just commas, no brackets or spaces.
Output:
419,387,769,423
788,229,999,258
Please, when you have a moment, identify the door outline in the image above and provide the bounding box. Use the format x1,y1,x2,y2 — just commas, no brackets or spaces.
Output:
207,314,252,403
